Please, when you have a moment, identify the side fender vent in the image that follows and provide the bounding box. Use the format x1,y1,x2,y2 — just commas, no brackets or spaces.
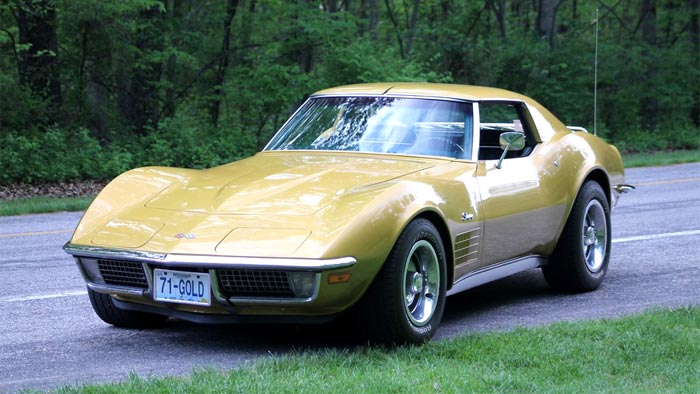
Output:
454,228,480,266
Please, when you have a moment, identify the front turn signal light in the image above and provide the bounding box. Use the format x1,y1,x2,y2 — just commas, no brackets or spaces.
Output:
328,272,352,284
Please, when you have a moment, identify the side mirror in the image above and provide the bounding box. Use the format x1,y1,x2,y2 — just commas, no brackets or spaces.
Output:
496,132,526,169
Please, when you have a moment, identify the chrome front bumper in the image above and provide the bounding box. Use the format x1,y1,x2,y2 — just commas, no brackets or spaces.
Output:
64,243,357,310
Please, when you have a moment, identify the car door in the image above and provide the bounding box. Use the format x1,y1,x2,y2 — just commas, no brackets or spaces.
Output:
474,101,566,267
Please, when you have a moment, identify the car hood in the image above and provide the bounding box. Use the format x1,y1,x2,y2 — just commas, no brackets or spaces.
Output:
145,152,435,216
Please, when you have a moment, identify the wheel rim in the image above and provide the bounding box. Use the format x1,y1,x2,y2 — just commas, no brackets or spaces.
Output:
402,240,440,326
581,199,607,272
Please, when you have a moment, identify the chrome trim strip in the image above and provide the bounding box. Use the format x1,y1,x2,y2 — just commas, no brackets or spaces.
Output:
309,93,475,104
163,254,356,270
64,243,357,271
87,282,146,296
567,125,589,133
447,255,546,296
64,244,167,261
615,184,635,194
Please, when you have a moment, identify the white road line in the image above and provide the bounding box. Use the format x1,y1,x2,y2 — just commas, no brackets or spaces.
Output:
0,290,87,303
612,230,700,244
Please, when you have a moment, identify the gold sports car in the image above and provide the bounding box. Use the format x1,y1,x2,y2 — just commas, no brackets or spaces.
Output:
64,83,634,343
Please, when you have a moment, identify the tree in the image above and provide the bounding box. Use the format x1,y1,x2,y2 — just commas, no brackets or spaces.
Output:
210,0,239,127
15,0,61,123
536,0,559,47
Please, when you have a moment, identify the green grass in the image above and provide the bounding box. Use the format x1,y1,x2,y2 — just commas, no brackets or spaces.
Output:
0,196,93,216
42,307,699,394
622,149,700,168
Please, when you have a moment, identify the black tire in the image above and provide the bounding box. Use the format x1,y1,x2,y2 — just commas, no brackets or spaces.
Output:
88,288,168,328
543,181,611,292
355,218,447,344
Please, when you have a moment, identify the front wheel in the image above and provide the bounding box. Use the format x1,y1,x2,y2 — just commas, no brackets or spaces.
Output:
543,181,611,292
355,218,447,344
88,288,168,328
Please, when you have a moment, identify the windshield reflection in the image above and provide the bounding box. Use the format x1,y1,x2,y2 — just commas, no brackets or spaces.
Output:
266,96,473,159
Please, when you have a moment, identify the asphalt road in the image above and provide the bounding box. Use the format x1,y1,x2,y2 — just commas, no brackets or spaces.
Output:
1,162,698,393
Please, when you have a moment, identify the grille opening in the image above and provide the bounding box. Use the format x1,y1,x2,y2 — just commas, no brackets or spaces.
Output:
97,259,148,289
218,269,295,298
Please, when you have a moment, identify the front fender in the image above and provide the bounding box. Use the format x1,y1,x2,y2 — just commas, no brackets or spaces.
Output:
297,180,451,307
70,166,199,244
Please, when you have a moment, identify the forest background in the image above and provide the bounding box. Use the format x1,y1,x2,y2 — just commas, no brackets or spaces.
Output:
0,0,698,185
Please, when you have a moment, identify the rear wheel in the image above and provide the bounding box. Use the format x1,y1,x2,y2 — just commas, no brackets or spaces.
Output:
88,288,168,328
543,181,611,292
356,218,446,344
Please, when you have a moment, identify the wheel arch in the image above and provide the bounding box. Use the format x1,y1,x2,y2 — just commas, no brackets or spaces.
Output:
579,167,611,206
551,167,612,254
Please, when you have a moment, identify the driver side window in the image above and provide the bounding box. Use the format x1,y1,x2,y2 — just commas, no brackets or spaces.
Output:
478,101,535,160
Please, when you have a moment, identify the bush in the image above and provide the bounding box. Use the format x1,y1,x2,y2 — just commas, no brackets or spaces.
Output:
0,128,136,185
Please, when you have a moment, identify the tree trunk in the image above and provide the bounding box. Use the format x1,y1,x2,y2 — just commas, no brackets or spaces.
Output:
210,0,240,127
384,0,405,58
298,0,317,74
128,6,165,134
163,0,178,119
689,0,699,126
83,20,113,140
16,0,61,123
536,0,558,47
640,0,658,131
489,0,507,41
369,0,378,40
405,0,420,56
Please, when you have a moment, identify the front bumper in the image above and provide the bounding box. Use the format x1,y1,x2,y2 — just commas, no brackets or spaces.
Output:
64,243,358,319
611,183,635,207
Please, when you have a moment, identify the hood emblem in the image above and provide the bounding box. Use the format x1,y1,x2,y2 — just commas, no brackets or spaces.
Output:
175,233,196,240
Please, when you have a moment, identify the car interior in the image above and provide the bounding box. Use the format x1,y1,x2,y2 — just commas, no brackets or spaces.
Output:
477,102,534,161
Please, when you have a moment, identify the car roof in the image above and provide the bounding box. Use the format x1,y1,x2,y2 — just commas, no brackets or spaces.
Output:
312,83,532,102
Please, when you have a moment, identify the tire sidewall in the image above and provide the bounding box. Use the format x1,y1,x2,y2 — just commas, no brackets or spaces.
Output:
570,182,611,287
391,219,447,343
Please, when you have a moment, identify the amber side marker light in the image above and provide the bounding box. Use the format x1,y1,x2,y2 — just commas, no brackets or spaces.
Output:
328,272,352,284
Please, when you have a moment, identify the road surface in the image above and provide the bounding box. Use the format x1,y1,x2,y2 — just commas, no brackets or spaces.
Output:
0,162,698,393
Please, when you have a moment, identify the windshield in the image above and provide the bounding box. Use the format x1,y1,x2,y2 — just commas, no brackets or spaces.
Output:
265,96,473,159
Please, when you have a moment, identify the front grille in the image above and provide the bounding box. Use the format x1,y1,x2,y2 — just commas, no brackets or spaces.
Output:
97,259,148,289
217,269,294,298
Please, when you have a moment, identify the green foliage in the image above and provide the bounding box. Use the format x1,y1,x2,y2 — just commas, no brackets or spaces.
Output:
0,0,698,185
0,128,130,184
0,74,51,131
137,112,257,168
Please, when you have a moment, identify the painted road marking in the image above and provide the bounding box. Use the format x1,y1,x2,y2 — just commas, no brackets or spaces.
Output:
0,290,88,303
612,230,700,244
0,229,73,239
634,177,700,187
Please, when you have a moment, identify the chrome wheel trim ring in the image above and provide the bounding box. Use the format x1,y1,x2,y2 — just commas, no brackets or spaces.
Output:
402,240,440,327
582,199,607,273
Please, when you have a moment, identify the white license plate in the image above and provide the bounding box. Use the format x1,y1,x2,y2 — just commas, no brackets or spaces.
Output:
154,269,211,306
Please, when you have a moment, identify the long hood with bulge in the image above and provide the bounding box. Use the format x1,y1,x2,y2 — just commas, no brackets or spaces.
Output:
145,152,433,215
78,152,437,258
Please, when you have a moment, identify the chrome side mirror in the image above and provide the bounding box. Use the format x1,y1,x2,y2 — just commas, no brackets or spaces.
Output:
496,132,526,169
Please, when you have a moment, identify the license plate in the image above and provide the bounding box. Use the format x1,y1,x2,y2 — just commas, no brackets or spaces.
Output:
154,269,211,306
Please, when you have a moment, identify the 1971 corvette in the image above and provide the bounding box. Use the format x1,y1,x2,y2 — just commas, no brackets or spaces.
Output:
64,83,633,343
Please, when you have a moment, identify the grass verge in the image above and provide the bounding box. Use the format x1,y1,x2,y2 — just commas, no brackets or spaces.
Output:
46,307,700,394
622,149,699,167
0,196,93,217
